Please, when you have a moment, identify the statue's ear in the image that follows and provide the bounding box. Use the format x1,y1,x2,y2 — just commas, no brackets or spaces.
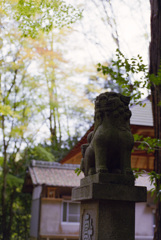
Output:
119,94,130,106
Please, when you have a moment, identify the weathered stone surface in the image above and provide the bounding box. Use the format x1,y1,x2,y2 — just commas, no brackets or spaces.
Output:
81,204,97,240
80,172,135,186
80,200,135,240
80,92,134,177
72,182,147,202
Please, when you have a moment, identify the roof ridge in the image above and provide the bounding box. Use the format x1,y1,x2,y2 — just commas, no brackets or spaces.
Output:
31,160,80,170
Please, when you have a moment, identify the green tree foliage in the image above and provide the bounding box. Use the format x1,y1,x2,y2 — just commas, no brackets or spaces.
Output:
0,34,42,240
29,28,94,150
0,153,32,239
0,0,82,38
23,132,81,163
0,0,95,238
85,48,151,104
133,134,161,153
0,0,84,239
97,49,150,105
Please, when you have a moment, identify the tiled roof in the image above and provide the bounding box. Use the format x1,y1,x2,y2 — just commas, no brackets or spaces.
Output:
29,160,83,187
130,97,153,126
29,161,154,190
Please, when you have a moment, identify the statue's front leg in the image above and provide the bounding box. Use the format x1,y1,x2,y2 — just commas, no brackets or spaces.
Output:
83,146,96,176
95,148,108,173
119,147,133,175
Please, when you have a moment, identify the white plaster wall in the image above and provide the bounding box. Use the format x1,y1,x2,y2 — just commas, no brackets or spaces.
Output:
135,202,154,238
61,222,80,234
40,200,61,235
40,199,80,237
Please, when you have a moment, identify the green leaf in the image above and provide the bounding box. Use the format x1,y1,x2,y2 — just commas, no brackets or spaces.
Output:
75,168,82,176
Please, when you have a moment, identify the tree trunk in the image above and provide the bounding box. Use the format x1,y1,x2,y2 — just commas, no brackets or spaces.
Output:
149,1,161,240
1,115,8,240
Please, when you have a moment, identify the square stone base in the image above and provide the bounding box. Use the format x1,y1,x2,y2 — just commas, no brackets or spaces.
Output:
80,199,135,240
72,174,147,240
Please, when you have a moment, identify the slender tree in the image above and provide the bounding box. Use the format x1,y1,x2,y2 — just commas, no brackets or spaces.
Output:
149,1,161,240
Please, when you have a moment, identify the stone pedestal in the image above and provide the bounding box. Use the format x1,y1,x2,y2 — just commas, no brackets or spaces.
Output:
72,173,147,240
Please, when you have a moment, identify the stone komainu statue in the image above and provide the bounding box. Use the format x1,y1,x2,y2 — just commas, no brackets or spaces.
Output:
80,92,134,176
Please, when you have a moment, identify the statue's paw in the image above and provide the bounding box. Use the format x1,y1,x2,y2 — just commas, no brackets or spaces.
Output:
88,168,96,175
112,168,121,174
98,168,108,173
